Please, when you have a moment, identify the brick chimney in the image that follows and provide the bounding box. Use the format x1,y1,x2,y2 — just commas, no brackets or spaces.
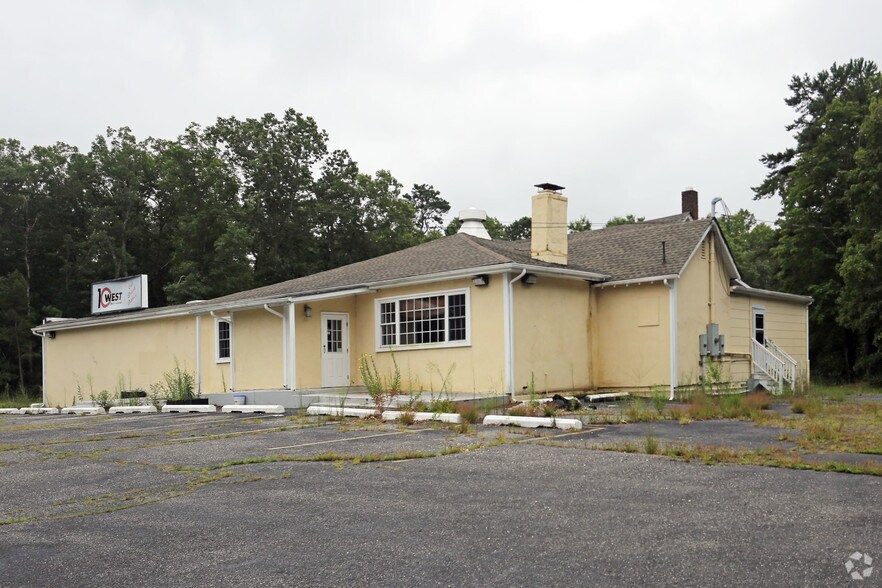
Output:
681,187,698,220
531,183,568,265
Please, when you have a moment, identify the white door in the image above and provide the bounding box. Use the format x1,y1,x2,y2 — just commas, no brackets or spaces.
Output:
321,312,350,388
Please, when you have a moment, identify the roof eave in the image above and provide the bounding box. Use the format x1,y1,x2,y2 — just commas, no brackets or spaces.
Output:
730,284,813,304
595,274,680,288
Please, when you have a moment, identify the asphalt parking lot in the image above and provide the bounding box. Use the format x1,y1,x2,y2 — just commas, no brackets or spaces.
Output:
1,412,880,587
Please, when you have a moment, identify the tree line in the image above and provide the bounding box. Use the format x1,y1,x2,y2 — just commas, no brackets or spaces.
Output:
0,110,453,394
2,59,881,394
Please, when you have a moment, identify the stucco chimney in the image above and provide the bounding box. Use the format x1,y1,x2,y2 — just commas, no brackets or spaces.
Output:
682,187,698,220
457,208,491,240
531,183,568,265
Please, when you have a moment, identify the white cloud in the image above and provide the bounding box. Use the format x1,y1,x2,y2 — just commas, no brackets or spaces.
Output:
2,0,880,226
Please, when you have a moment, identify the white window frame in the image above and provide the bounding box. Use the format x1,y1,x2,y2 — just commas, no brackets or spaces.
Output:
752,305,766,345
374,288,471,352
215,318,232,363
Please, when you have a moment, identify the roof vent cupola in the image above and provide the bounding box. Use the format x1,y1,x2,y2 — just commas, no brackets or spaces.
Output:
531,183,568,265
457,208,492,240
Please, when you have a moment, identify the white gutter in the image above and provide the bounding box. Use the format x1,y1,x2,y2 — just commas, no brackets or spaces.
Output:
195,314,201,395
664,278,678,401
192,288,372,315
595,274,680,288
32,305,198,333
369,263,607,291
263,304,288,389
504,269,527,398
730,282,813,304
34,264,609,335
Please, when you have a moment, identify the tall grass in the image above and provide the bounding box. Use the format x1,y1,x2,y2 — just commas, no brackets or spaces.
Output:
0,390,41,409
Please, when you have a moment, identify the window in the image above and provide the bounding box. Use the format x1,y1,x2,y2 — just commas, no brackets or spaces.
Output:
216,319,231,362
753,307,765,345
376,289,470,350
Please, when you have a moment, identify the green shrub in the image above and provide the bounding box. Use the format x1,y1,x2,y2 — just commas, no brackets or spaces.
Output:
162,362,196,401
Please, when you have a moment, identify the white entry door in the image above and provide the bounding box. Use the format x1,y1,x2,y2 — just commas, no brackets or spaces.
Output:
321,312,350,388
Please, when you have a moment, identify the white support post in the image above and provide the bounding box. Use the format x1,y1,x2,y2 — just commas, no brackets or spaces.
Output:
41,332,47,406
288,302,297,390
229,311,236,392
195,314,202,395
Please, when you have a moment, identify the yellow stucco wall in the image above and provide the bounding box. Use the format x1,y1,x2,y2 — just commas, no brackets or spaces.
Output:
513,277,591,393
592,281,670,388
294,295,358,390
350,278,506,395
676,234,735,385
43,315,197,407
728,296,809,371
678,232,810,385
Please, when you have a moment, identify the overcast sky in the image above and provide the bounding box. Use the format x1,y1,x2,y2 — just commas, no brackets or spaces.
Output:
3,0,881,227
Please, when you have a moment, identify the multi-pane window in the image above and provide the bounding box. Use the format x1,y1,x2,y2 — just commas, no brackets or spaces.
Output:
379,302,397,346
217,320,231,362
377,290,469,349
753,310,765,345
326,319,343,352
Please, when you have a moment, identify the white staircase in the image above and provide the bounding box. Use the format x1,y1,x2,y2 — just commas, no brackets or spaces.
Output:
750,338,797,394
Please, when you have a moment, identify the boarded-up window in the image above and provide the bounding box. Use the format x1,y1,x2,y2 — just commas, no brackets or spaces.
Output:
637,296,660,327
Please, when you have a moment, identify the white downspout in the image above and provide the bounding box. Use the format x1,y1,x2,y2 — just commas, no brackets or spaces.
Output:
504,269,527,398
263,304,287,388
40,332,47,406
288,302,297,390
195,314,202,395
664,278,678,401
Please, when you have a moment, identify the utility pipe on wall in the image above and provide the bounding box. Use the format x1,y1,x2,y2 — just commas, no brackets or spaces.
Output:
664,278,678,401
263,304,288,389
195,314,201,395
504,269,527,398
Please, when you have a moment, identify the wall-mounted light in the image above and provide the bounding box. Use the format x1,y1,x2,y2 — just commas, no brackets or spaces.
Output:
303,304,312,318
521,273,537,285
472,274,489,287
46,331,56,339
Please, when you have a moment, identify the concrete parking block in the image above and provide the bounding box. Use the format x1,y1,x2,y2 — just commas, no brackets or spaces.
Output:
60,406,106,415
109,405,158,414
19,407,60,415
221,404,285,414
161,404,217,413
381,410,461,423
306,406,376,418
483,414,582,430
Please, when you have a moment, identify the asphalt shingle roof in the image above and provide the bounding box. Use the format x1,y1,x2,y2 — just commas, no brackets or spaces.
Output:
211,217,713,303
39,215,716,327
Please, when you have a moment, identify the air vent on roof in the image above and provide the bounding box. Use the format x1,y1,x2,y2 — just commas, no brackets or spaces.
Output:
458,208,492,240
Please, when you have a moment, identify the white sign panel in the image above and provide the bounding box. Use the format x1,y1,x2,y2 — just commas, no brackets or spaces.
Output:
91,275,148,315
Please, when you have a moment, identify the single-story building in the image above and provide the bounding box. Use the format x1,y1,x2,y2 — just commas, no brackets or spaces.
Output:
33,185,811,407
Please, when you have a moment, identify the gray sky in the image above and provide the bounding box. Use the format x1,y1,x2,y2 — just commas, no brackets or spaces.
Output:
3,0,881,227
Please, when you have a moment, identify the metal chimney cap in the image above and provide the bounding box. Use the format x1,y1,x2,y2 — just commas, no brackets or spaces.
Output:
535,183,565,192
